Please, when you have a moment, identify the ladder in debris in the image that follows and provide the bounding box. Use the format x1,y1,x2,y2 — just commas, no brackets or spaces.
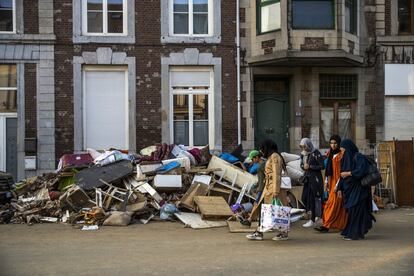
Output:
214,168,255,204
374,143,396,204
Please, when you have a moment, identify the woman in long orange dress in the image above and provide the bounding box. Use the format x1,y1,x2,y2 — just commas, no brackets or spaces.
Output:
316,135,348,232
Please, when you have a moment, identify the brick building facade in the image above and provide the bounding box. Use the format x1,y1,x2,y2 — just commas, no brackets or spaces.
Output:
3,0,411,180
239,0,382,154
0,0,55,180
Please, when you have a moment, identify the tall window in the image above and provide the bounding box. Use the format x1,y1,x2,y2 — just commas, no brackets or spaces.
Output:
292,0,334,29
257,0,281,34
0,65,17,113
345,0,357,34
319,74,357,148
170,69,212,146
171,0,211,36
398,0,414,34
0,0,15,33
83,0,127,35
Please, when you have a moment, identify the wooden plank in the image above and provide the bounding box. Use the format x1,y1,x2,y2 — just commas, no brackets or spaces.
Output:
194,196,233,219
207,155,257,189
227,221,258,233
394,140,414,206
179,182,210,211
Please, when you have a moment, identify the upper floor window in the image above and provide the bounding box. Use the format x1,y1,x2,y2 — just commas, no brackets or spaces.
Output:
82,0,127,35
292,0,334,30
398,0,414,34
0,0,15,33
257,0,281,34
170,0,212,36
345,0,357,34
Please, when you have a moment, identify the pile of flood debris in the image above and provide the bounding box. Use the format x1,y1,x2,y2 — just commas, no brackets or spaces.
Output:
0,144,306,231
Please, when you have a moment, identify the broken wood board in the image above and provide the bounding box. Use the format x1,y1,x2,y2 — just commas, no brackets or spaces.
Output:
179,182,210,211
175,212,227,229
194,196,233,219
207,155,257,189
227,221,258,233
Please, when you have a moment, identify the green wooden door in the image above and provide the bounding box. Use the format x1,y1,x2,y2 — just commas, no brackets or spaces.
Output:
254,79,289,152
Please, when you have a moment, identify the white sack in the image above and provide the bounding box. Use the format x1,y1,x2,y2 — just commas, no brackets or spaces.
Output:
281,152,300,163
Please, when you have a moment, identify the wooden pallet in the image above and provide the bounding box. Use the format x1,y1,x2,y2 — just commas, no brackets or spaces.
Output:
194,196,233,220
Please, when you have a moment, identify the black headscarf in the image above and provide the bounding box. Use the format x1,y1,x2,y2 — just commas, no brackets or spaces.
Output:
325,135,341,176
340,139,359,172
259,139,286,169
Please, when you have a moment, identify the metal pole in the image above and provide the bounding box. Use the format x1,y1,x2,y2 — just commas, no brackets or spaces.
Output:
236,0,241,145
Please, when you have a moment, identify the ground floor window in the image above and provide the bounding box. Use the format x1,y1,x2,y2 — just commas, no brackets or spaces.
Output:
170,68,212,147
83,66,128,150
320,101,356,148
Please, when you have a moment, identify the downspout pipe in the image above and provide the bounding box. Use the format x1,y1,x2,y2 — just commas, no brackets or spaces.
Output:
236,0,241,145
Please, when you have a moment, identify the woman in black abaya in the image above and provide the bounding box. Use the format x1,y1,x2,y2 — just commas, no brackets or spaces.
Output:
337,139,375,240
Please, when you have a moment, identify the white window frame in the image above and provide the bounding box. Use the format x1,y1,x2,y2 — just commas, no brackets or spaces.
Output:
169,0,213,37
169,67,214,147
82,0,127,36
82,66,129,150
0,0,16,34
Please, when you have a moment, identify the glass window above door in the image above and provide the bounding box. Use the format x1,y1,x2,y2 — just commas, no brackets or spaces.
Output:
0,64,17,113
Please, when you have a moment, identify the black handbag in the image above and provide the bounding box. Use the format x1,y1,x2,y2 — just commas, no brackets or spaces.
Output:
360,156,382,187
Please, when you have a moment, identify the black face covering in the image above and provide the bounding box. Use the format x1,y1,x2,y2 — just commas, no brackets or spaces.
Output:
325,135,341,176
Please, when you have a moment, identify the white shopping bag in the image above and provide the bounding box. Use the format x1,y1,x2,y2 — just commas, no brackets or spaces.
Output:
259,200,291,232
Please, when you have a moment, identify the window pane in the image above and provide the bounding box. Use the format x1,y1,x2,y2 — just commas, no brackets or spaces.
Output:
173,94,189,120
345,0,356,34
193,13,208,34
345,5,351,32
174,121,189,145
174,0,189,12
174,13,189,34
319,74,358,99
0,90,17,112
292,1,334,29
87,11,103,33
194,121,208,145
0,0,12,8
0,65,17,88
261,2,280,33
320,107,334,148
338,105,351,139
108,0,123,11
87,0,103,10
398,0,411,33
193,94,208,120
193,0,208,12
108,11,123,33
0,10,13,32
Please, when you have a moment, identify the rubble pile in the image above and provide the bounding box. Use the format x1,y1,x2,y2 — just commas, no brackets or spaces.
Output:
0,144,307,230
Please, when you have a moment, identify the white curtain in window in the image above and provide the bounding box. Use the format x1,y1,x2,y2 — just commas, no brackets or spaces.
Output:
320,107,334,147
261,2,280,33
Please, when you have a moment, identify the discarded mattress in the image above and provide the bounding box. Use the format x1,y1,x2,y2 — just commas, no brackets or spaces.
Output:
75,160,134,190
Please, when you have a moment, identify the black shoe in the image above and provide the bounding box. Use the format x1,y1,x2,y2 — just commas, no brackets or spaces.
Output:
315,226,329,233
239,219,251,227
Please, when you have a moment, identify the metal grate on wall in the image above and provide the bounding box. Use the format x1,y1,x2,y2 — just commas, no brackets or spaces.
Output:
319,74,358,99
